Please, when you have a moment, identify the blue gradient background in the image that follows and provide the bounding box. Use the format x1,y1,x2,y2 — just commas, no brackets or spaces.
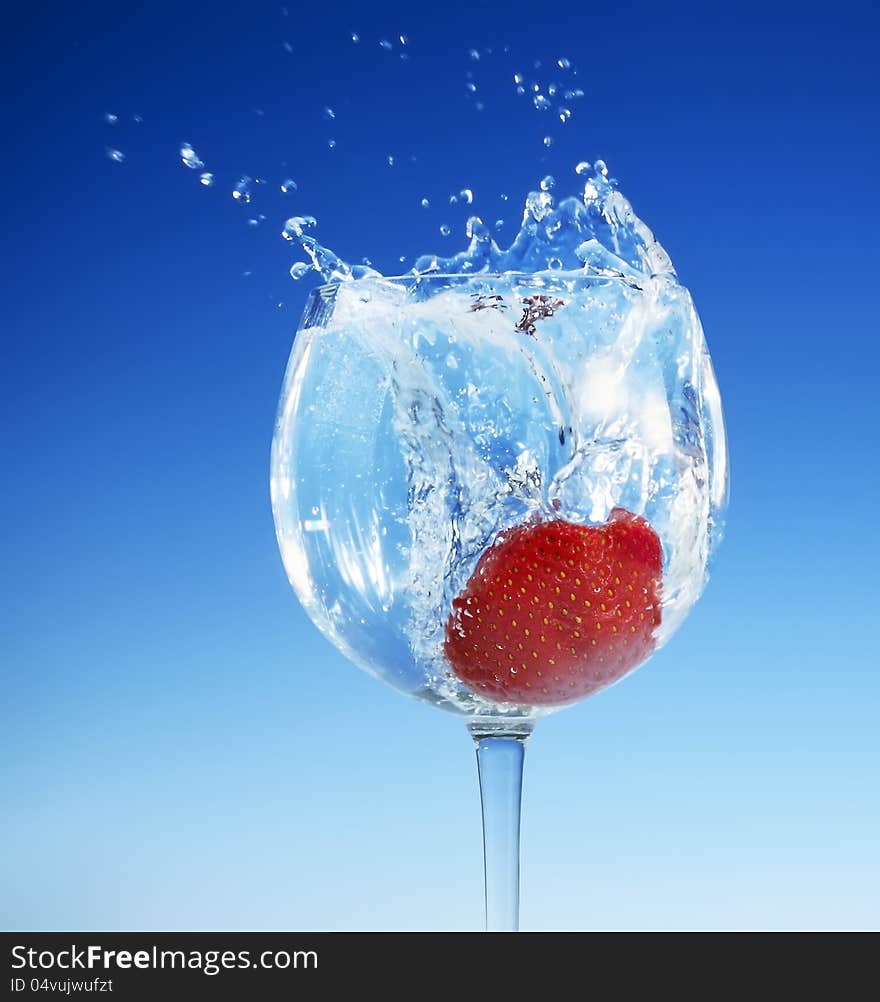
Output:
2,1,878,930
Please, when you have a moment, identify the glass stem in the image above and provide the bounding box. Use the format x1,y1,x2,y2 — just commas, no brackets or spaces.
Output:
469,725,531,932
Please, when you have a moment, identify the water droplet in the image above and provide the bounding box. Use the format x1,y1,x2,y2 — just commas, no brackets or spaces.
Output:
180,142,205,170
543,135,554,147
199,172,214,186
232,177,252,203
466,82,477,93
290,262,311,280
399,52,409,61
500,193,509,201
323,106,336,120
420,197,430,208
564,88,585,100
548,83,558,96
494,219,505,230
469,48,480,60
282,215,317,240
516,86,525,96
534,94,550,111
513,72,523,84
540,175,555,190
281,178,297,193
559,107,572,123
387,154,395,166
104,112,117,124
362,256,372,265
398,255,406,263
106,148,125,163
575,161,592,175
460,188,474,204
328,138,336,149
439,224,451,236
247,218,259,227
449,194,458,206
133,114,143,124
595,158,608,175
379,38,392,50
351,32,360,43
557,57,571,69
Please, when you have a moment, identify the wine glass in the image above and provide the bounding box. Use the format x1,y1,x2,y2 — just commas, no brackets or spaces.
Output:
270,270,727,931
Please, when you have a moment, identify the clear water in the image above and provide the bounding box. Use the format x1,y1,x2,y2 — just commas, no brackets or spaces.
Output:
270,165,728,721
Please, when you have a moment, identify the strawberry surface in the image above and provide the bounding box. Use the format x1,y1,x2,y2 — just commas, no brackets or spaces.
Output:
443,509,662,706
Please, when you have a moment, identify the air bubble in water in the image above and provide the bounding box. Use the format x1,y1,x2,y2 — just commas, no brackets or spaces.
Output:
104,112,117,124
281,178,297,193
439,224,451,236
107,148,125,163
290,262,311,280
232,177,252,203
421,198,430,208
575,161,592,175
548,257,563,270
199,172,214,186
540,175,555,190
180,143,204,170
543,135,554,147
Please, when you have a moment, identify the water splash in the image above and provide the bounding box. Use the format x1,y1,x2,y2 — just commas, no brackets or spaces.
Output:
282,162,674,284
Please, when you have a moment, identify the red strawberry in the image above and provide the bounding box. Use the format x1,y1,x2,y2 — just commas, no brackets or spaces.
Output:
444,508,662,706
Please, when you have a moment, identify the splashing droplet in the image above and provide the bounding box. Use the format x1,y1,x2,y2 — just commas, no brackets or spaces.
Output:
439,224,451,236
540,175,555,190
199,172,214,186
575,161,592,175
232,177,252,203
180,143,205,170
106,148,125,163
281,178,297,193
290,261,311,280
282,215,317,241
